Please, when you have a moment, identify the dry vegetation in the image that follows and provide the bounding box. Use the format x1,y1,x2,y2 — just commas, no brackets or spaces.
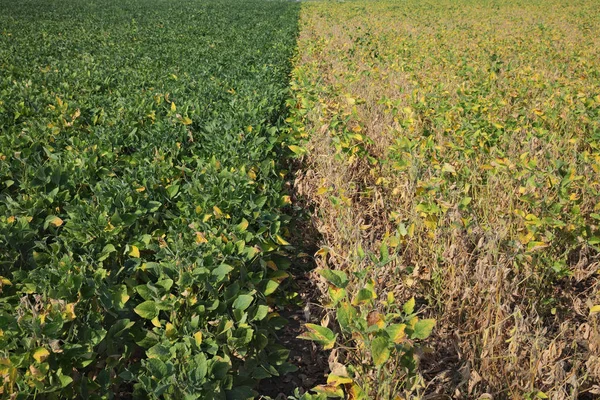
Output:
289,0,600,398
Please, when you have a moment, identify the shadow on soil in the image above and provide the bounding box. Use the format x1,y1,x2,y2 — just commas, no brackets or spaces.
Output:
257,164,328,399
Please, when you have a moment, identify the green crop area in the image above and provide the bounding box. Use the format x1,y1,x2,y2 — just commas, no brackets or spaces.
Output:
2,0,600,399
0,0,299,398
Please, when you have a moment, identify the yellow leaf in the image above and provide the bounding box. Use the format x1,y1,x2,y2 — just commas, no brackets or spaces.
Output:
518,231,534,245
129,245,140,258
170,102,176,112
32,348,50,363
151,317,161,327
316,187,328,195
195,232,208,244
266,261,278,270
194,331,203,346
590,305,600,315
213,206,223,218
275,234,290,246
181,116,192,125
315,247,329,257
135,186,145,192
64,303,76,321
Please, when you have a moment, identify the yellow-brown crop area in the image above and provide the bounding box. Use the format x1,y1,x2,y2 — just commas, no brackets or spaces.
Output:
290,0,600,397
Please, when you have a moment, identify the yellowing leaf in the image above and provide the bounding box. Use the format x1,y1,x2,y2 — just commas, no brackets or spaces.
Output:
298,323,337,350
170,102,176,112
313,384,344,398
442,163,456,174
371,336,390,366
386,323,406,344
181,116,192,125
236,218,249,232
403,297,415,314
47,215,63,227
347,383,368,400
32,348,50,363
590,305,600,315
165,323,177,339
327,374,353,386
288,145,305,155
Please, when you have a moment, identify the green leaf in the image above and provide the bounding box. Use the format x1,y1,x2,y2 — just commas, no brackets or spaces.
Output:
412,319,436,339
166,184,180,199
59,374,73,388
318,269,348,288
193,353,208,381
253,305,269,321
146,358,167,379
379,242,389,263
226,386,256,400
112,285,130,310
263,279,279,296
212,264,234,281
336,302,357,332
98,244,117,262
233,294,253,311
134,301,159,320
371,336,390,366
147,344,171,359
